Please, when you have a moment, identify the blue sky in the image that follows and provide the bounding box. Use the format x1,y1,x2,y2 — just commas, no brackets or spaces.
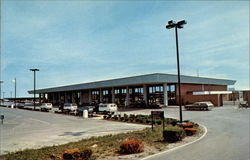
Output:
1,0,249,97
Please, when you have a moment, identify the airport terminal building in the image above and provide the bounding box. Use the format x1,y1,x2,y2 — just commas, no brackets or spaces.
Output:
28,73,236,107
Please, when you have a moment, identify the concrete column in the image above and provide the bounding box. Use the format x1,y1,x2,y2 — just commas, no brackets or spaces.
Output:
39,93,41,104
43,93,45,102
202,84,204,91
112,87,115,103
70,91,73,103
89,90,92,104
143,85,148,105
58,92,61,104
80,91,83,105
163,83,168,106
64,92,67,103
126,86,130,106
100,89,103,103
52,93,55,104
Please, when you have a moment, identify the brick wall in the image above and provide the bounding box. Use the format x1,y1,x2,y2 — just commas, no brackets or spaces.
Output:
175,83,227,107
176,84,227,96
182,94,222,106
243,90,250,105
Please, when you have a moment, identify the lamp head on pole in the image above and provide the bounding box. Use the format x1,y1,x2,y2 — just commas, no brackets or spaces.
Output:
30,69,39,72
166,20,187,29
177,20,187,29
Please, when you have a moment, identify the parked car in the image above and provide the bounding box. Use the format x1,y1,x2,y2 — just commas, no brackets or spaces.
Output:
76,106,95,116
98,103,117,114
238,101,249,108
16,103,24,109
40,103,53,111
185,101,214,111
51,107,62,113
63,103,78,112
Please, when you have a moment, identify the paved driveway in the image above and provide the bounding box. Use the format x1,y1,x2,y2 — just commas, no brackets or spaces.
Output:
124,106,249,160
0,107,145,154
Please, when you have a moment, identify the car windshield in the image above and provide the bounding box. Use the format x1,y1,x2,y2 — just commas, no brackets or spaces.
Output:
64,104,71,106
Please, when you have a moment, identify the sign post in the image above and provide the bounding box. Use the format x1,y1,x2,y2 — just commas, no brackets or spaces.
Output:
151,111,164,131
0,115,4,124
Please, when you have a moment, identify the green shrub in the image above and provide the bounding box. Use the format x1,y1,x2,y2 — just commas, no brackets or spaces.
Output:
156,120,162,125
129,118,136,123
107,115,112,119
119,139,144,154
139,119,145,124
163,126,185,143
129,114,136,119
124,114,128,119
146,119,151,124
165,118,178,126
113,115,118,120
152,120,156,124
135,118,140,123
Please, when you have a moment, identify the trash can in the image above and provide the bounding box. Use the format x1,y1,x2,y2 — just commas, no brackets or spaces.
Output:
83,110,88,119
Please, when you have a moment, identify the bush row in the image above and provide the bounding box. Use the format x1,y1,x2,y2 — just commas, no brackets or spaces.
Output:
103,114,178,125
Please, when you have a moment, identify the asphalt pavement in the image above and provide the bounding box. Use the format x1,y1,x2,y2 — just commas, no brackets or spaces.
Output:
0,105,249,160
137,105,249,160
0,107,146,154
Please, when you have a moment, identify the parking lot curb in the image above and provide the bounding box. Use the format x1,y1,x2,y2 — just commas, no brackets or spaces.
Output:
140,124,208,160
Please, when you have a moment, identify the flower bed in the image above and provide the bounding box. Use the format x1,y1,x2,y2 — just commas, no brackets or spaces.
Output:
178,122,194,128
184,128,197,136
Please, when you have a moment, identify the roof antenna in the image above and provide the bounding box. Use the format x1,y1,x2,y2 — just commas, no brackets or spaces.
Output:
197,69,199,77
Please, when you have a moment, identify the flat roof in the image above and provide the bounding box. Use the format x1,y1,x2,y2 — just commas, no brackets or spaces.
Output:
28,73,236,94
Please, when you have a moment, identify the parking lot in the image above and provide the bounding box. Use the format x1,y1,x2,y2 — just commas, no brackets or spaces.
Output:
0,107,146,154
1,105,249,160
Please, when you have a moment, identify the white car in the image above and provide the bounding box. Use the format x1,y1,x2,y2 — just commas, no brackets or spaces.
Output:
40,103,53,111
202,101,214,108
98,103,117,114
63,103,78,111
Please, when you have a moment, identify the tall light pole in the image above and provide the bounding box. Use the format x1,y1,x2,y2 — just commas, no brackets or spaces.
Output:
30,69,39,110
0,81,3,105
166,20,186,123
12,78,16,107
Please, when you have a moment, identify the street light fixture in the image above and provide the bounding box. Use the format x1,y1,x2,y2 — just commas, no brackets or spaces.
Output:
30,69,39,110
166,20,187,123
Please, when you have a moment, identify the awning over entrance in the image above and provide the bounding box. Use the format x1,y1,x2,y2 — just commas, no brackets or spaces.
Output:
193,91,233,95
